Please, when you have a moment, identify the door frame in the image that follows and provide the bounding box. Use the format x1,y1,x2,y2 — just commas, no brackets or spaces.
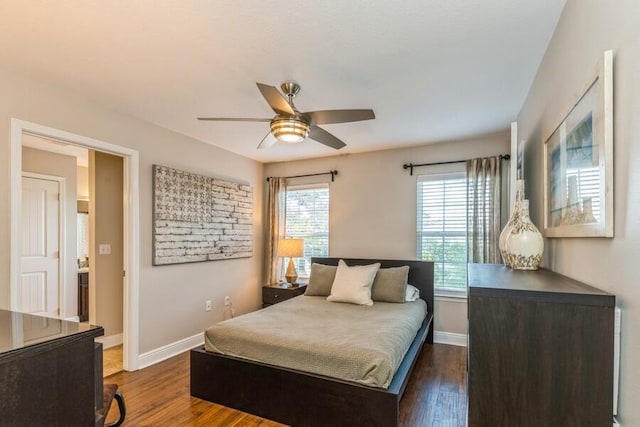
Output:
10,118,140,371
20,172,66,318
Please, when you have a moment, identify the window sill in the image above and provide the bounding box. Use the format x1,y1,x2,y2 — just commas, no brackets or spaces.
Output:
434,292,467,303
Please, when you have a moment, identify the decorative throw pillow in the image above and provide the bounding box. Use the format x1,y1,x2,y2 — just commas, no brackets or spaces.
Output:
405,284,420,302
371,266,410,303
305,263,338,296
327,260,381,306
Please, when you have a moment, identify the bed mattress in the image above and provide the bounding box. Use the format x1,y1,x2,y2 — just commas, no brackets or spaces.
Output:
204,295,428,388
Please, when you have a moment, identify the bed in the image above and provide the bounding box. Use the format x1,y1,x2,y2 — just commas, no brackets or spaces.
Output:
190,258,435,427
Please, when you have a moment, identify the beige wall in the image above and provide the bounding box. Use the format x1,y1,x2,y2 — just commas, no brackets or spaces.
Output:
517,1,640,423
77,165,89,200
22,146,78,319
0,69,264,355
89,151,124,338
265,132,510,336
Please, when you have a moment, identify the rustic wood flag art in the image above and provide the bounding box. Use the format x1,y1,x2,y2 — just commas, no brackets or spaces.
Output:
152,165,253,265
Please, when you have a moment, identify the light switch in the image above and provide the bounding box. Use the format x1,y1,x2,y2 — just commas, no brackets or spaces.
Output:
99,244,111,255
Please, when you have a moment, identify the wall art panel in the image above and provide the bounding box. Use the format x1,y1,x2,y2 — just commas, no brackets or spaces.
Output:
152,165,253,265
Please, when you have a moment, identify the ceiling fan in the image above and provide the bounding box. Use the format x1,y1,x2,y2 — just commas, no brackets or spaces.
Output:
198,82,375,150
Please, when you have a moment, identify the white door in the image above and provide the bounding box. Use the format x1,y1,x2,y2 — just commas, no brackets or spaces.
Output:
20,176,60,317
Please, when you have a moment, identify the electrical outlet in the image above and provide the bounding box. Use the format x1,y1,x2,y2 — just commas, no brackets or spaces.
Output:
98,244,111,255
205,300,212,311
224,296,231,306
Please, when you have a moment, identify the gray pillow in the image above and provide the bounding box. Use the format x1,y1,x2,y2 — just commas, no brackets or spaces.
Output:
371,266,410,303
305,263,338,296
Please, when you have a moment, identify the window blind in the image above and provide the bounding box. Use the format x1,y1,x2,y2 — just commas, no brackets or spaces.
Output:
284,183,330,277
417,172,468,293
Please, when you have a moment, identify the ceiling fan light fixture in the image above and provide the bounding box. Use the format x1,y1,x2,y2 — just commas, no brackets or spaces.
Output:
270,118,309,143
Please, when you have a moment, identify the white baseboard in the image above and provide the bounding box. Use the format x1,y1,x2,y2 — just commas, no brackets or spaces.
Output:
96,333,123,349
434,331,467,347
137,332,204,370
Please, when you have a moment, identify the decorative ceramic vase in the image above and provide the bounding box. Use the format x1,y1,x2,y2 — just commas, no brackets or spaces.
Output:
499,179,524,264
501,199,544,270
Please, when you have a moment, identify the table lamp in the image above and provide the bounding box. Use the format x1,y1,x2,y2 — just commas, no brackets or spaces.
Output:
278,238,304,284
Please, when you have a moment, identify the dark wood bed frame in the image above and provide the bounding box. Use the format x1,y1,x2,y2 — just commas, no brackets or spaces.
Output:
190,258,434,427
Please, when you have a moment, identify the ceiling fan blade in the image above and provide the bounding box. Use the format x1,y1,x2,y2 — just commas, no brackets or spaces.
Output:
256,83,295,116
197,117,271,122
308,125,346,150
303,109,375,125
257,132,277,149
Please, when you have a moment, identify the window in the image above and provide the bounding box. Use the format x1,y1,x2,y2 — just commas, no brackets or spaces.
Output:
417,172,468,295
284,183,329,277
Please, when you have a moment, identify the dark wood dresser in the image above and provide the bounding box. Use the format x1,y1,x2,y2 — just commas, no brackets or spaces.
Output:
467,264,615,427
0,309,104,426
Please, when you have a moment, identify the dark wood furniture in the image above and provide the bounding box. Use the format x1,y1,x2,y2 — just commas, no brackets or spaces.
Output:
78,271,89,321
191,257,434,427
467,264,615,427
262,283,307,307
0,309,104,426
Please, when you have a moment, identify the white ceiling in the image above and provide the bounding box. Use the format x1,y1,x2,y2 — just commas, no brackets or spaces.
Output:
1,1,565,163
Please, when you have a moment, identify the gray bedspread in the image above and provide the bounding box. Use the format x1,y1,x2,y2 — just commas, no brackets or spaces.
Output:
204,295,428,389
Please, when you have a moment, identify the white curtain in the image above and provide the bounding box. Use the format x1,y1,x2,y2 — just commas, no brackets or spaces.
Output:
467,156,502,264
264,177,286,284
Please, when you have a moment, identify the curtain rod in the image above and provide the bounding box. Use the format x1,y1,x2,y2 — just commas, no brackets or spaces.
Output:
266,170,338,183
402,154,510,176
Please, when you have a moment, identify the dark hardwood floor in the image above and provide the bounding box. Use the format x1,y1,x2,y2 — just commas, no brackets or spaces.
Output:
105,343,467,427
400,344,468,427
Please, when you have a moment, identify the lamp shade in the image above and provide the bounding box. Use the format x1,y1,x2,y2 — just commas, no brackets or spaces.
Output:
270,118,310,143
278,238,304,257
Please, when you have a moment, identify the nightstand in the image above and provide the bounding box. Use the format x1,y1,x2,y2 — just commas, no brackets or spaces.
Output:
262,283,307,307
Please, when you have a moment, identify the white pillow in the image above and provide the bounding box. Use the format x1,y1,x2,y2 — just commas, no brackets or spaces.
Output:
405,284,420,302
327,260,381,306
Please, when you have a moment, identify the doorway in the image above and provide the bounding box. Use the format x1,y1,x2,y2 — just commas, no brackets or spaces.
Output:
9,119,140,372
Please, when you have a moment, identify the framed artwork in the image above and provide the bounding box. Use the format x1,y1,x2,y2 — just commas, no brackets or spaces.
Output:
517,139,525,180
543,50,613,238
509,122,518,215
152,165,253,265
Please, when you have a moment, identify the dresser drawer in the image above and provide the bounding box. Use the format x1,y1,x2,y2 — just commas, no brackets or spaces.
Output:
262,285,306,306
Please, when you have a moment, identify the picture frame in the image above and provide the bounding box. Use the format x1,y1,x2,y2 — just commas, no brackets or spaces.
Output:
542,50,613,238
152,165,253,265
508,121,518,216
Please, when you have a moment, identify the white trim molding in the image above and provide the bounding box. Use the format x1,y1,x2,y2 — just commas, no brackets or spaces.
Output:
434,331,468,347
435,295,467,304
96,333,124,350
10,118,140,371
137,333,204,370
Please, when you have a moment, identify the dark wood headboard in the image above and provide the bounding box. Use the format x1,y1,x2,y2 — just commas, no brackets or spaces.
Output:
311,257,435,323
